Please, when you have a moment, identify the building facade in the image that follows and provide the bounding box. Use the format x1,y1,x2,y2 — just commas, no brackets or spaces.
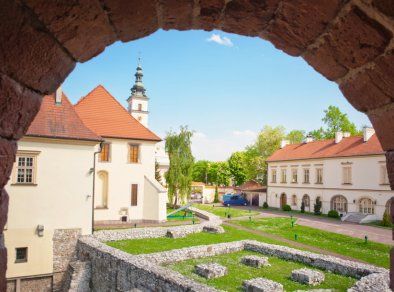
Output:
266,129,393,222
5,92,101,291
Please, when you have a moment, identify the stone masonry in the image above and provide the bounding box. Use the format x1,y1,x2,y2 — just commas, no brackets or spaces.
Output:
1,1,394,289
241,255,270,268
291,268,325,286
195,263,227,279
243,278,284,292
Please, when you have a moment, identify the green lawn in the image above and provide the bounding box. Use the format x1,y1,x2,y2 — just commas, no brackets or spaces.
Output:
233,218,391,268
166,207,199,223
167,250,356,292
194,204,259,218
106,225,295,254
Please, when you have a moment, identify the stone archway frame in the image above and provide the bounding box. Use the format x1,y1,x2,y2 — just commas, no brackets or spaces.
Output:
0,0,394,290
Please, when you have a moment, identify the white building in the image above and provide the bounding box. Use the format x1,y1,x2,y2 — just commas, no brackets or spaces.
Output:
154,141,170,185
266,128,393,223
75,85,167,224
5,91,102,290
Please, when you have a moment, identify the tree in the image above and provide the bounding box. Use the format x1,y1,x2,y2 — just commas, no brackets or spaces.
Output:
308,127,325,141
321,106,359,138
192,160,209,183
300,201,305,213
208,161,231,186
165,126,194,208
314,197,322,215
286,130,305,144
214,186,219,203
228,152,247,186
155,160,162,185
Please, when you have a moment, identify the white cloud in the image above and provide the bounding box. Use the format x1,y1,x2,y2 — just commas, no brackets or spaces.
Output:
206,33,234,47
232,129,257,138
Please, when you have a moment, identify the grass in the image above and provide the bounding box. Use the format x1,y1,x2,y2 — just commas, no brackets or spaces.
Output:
363,220,393,230
166,250,356,292
194,203,259,218
106,225,296,255
232,217,391,268
265,207,340,221
166,207,199,223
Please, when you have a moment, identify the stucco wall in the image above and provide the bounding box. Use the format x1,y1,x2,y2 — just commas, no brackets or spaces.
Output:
143,176,167,222
4,138,96,278
267,154,393,218
94,138,160,222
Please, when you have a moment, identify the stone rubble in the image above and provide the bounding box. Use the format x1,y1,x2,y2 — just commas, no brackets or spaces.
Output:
241,255,270,268
291,268,325,286
203,225,225,234
243,277,283,292
347,271,391,292
195,263,228,279
166,229,186,238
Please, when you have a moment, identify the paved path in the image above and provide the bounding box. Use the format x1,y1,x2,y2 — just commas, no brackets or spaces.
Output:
231,206,392,245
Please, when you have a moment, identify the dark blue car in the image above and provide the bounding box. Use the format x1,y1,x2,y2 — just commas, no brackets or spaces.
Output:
223,194,248,206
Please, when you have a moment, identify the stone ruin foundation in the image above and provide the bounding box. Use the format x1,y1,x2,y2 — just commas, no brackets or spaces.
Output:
291,268,325,286
243,277,284,292
241,255,270,268
195,263,228,279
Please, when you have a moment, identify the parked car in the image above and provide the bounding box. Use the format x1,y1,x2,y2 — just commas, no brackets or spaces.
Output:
221,193,233,202
223,194,248,206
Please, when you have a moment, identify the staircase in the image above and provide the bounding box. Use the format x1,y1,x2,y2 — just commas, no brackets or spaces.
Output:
65,261,91,292
341,212,368,223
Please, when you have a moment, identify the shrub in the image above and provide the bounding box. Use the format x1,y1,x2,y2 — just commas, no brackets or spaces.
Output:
282,204,291,212
300,201,305,213
382,210,391,227
328,210,339,218
314,197,322,215
263,202,268,209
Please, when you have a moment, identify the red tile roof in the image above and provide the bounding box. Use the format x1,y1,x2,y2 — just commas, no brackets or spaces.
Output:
74,85,161,141
267,134,384,162
26,93,102,142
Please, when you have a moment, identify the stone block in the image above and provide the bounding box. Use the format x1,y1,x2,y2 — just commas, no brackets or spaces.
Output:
291,268,325,286
222,0,280,36
0,73,42,140
166,229,186,238
372,0,394,18
263,0,343,56
0,1,75,93
159,0,194,31
386,152,394,190
368,104,394,151
203,225,225,234
0,139,17,190
194,263,227,279
101,0,158,42
340,50,394,112
241,255,270,268
304,7,392,81
0,190,9,233
24,0,117,62
195,0,226,31
0,235,7,292
243,277,283,292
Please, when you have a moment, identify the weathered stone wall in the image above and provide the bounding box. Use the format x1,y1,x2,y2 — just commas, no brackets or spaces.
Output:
52,228,81,291
6,276,52,292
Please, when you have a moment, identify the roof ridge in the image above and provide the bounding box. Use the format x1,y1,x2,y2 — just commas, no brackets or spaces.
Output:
75,84,105,107
287,135,364,147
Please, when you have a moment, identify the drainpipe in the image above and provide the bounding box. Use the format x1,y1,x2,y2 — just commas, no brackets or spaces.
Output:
92,142,104,233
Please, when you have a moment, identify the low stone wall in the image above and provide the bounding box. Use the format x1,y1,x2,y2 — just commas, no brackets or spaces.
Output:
93,207,222,242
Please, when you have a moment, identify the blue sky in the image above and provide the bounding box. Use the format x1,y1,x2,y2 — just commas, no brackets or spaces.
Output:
63,29,370,161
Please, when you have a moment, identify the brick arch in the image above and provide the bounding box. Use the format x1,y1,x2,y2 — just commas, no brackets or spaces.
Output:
1,0,394,289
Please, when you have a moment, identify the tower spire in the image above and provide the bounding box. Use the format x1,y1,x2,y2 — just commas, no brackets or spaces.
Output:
130,55,146,97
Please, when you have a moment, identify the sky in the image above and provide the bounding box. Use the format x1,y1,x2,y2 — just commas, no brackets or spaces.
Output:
63,29,370,161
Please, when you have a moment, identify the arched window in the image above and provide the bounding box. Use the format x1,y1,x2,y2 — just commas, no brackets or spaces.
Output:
291,194,297,206
331,195,347,212
96,171,109,208
386,198,392,216
359,198,375,215
302,194,310,209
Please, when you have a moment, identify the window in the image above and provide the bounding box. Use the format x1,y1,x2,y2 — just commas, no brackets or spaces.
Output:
291,194,297,206
291,169,297,183
138,103,142,111
380,164,389,185
271,169,277,183
342,166,352,184
129,145,139,163
280,169,287,183
131,184,138,206
331,195,347,212
100,143,110,162
359,198,375,214
303,169,310,183
316,168,323,184
16,155,36,184
15,247,27,263
302,194,310,207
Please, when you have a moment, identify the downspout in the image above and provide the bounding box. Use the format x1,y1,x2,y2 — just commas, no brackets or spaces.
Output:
92,142,104,233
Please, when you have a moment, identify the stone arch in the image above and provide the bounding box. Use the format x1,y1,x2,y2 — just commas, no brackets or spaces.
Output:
359,197,376,215
0,1,394,289
331,195,348,213
302,194,310,211
96,170,109,209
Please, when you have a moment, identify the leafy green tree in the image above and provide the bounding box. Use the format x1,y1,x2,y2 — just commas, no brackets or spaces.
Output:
308,127,325,141
227,152,247,186
165,126,194,208
286,130,305,144
321,106,359,138
155,160,162,185
314,197,322,215
208,161,231,186
192,160,210,183
214,186,219,203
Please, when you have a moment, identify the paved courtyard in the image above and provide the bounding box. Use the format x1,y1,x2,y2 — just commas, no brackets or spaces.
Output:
231,207,392,245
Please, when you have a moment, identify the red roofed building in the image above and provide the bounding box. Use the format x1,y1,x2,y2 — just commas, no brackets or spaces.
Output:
266,129,393,223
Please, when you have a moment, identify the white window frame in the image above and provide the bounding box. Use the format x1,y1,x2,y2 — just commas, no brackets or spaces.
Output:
281,169,287,183
271,169,277,183
303,168,310,184
291,169,298,183
13,151,40,185
316,168,323,184
342,166,352,184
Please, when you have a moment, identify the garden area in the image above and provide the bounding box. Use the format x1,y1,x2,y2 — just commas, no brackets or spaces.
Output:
166,250,356,291
193,203,259,218
166,207,199,224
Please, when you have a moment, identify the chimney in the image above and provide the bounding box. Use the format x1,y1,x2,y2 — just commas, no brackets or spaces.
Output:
363,127,375,142
335,132,343,143
280,140,289,149
304,135,314,143
343,132,350,138
55,86,62,104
